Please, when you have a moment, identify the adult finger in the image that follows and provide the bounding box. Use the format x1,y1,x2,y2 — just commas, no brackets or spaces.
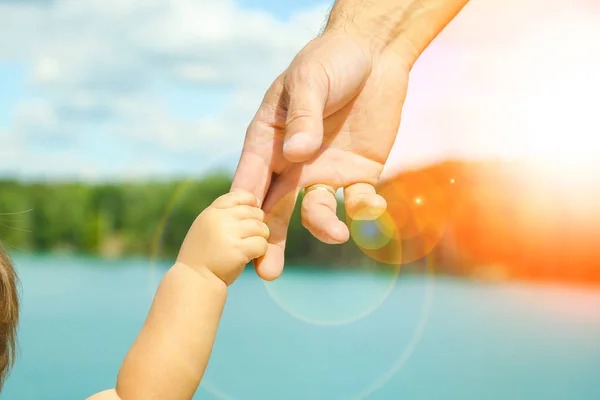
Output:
230,76,284,205
282,64,328,163
344,183,387,220
301,184,349,244
253,172,301,281
230,151,271,207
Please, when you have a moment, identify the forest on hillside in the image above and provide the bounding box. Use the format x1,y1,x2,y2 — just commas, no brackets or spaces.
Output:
0,171,369,267
1,160,599,284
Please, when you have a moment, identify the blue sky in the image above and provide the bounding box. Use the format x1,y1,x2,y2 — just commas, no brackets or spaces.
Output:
238,0,327,18
0,0,332,181
0,63,28,126
0,0,598,181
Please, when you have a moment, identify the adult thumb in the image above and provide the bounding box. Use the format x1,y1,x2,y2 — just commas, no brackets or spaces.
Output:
282,64,328,163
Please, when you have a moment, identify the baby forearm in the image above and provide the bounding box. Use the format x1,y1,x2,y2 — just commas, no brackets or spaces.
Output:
115,262,227,400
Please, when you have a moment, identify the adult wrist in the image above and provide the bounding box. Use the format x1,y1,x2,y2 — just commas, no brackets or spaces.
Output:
322,16,394,57
322,0,414,55
322,0,470,68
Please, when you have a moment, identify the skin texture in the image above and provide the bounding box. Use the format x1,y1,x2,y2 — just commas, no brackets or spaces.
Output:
231,0,471,282
88,191,269,400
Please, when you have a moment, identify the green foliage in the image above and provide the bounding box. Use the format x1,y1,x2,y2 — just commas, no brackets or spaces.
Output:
0,176,369,266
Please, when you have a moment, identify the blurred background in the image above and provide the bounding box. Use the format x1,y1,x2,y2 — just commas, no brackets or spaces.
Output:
1,0,600,399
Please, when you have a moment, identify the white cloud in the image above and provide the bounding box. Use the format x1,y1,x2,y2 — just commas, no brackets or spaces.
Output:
13,100,59,134
0,0,329,178
33,57,61,84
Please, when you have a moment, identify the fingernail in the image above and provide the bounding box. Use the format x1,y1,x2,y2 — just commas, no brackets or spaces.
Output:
283,132,311,153
368,207,383,216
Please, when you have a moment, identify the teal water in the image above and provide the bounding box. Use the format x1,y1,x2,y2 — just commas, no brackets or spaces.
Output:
3,254,600,399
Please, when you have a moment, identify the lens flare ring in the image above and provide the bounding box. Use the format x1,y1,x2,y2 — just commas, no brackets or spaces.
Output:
350,171,448,266
148,159,440,399
261,188,403,327
262,261,402,327
350,255,435,400
202,256,436,400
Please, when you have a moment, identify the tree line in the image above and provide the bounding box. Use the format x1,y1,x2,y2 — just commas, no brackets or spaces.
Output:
1,160,599,284
0,171,370,267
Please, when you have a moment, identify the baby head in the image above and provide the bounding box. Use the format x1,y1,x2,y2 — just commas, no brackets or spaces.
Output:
0,243,19,389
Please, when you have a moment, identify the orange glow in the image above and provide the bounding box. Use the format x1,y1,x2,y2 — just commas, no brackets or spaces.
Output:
362,160,600,284
348,170,448,265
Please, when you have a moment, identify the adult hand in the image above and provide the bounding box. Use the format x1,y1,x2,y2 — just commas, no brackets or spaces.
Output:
231,0,470,281
231,31,410,280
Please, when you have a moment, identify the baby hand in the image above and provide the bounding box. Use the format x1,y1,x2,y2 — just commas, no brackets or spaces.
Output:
177,189,269,286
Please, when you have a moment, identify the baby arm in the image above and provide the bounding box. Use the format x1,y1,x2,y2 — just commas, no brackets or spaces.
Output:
88,190,269,400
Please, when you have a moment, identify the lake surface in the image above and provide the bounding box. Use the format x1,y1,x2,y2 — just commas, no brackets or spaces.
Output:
3,254,600,399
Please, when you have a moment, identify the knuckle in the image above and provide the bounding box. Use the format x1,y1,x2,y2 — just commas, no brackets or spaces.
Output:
249,238,268,258
300,196,314,215
236,190,257,205
242,205,262,219
216,192,232,202
232,251,249,268
230,237,243,253
258,227,269,240
241,246,254,262
252,238,268,258
286,107,314,125
222,220,237,238
260,222,270,236
286,61,319,88
249,219,261,230
286,60,329,97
